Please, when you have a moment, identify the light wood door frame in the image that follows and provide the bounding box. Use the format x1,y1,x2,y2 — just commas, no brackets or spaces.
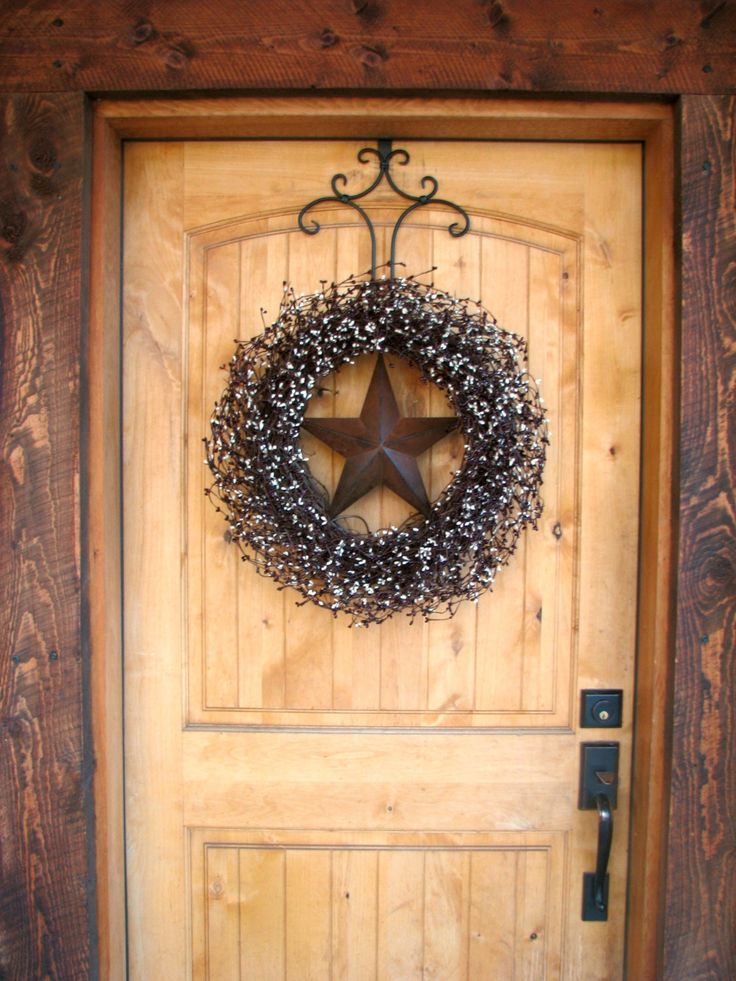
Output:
89,96,675,980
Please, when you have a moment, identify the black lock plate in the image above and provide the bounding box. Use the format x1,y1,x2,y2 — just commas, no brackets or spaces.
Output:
580,689,623,728
579,742,619,810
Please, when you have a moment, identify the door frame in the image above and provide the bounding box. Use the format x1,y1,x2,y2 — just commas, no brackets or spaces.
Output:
89,96,675,979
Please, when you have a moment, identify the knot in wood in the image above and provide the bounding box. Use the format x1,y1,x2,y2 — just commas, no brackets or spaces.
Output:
698,547,736,606
0,203,28,245
131,20,156,45
486,1,509,30
320,28,338,48
5,715,26,739
355,44,386,70
29,137,58,175
351,0,381,24
163,44,192,71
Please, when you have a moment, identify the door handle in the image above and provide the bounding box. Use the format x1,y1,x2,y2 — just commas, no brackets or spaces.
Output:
585,793,613,917
579,742,619,921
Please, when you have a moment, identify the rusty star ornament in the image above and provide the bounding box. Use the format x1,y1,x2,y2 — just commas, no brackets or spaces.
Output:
302,355,458,519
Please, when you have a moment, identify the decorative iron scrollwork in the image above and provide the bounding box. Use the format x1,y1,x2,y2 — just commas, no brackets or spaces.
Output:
297,138,470,278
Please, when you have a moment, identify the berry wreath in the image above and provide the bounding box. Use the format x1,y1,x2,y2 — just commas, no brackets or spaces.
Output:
205,273,548,626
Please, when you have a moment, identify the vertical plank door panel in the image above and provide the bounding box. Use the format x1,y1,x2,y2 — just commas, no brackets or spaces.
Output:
239,849,286,980
205,847,240,981
202,241,241,709
188,832,563,980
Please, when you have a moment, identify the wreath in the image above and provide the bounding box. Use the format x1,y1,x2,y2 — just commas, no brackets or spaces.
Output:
205,275,548,625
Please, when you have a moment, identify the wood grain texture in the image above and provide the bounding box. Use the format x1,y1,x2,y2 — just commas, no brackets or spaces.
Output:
96,96,674,143
0,93,91,979
126,137,640,978
0,8,728,965
626,110,676,980
88,103,125,981
663,94,736,981
190,829,563,981
0,0,734,96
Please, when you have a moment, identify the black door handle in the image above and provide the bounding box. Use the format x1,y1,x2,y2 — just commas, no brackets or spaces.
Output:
582,793,614,920
579,742,618,921
592,793,613,910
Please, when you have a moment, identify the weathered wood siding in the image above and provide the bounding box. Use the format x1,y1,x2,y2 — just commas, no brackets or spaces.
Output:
665,93,736,980
0,91,91,979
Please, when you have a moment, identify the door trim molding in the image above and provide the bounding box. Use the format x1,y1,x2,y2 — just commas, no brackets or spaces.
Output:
89,96,675,979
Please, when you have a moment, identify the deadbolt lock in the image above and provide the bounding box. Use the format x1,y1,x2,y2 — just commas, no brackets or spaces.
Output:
580,689,623,728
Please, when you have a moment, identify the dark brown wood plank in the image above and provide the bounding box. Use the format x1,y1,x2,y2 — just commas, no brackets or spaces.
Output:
664,94,736,980
0,0,734,95
0,92,91,980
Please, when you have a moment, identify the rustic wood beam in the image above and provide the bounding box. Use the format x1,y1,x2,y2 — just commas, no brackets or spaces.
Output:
0,91,92,979
664,93,736,979
0,0,734,96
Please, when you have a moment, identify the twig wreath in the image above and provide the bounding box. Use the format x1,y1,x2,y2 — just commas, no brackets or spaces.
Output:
205,273,548,625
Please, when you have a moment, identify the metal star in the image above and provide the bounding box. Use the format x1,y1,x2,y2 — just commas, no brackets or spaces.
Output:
302,355,458,518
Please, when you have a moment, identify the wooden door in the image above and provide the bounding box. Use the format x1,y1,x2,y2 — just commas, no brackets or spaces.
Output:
123,137,641,979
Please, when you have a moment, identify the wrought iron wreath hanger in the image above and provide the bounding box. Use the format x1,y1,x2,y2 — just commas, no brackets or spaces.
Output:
297,139,471,278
